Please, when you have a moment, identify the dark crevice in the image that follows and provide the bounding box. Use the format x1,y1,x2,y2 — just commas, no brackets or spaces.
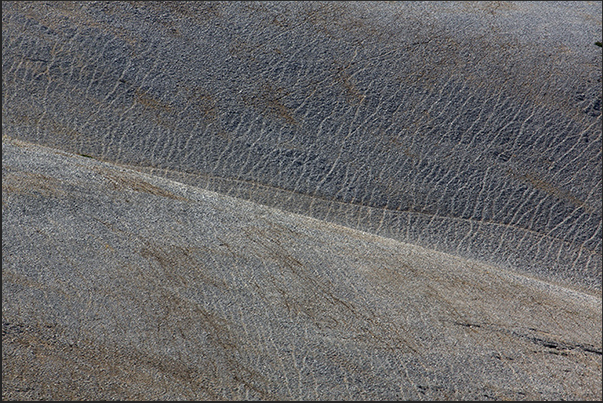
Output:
453,321,602,356
520,334,602,356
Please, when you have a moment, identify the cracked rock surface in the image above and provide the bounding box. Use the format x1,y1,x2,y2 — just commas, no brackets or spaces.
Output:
3,139,602,400
2,1,602,400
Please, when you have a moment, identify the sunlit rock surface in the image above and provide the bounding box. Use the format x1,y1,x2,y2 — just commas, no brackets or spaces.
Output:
2,1,602,400
3,139,602,400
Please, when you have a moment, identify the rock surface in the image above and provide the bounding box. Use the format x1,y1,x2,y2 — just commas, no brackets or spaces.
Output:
2,1,602,400
3,138,602,400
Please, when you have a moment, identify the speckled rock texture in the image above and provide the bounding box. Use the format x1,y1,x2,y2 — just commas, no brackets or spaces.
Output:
2,1,602,400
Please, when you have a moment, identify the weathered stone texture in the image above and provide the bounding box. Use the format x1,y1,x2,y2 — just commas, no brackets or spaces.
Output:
2,1,602,400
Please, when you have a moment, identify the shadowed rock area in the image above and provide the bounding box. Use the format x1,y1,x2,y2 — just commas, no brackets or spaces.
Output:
2,1,602,400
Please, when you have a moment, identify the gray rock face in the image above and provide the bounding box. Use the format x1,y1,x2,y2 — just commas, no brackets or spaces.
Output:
3,0,601,291
3,139,602,400
2,1,602,400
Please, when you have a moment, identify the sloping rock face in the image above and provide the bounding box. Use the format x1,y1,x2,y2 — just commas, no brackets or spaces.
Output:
2,1,601,291
2,1,602,400
3,139,602,400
